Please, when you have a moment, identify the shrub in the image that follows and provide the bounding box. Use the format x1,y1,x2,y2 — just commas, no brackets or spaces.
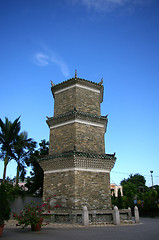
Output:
0,184,11,225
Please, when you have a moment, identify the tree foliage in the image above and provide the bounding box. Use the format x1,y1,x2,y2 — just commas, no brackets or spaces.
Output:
121,174,146,189
39,139,49,156
0,184,11,224
26,139,49,196
0,117,49,198
0,116,21,182
112,174,159,217
13,131,36,184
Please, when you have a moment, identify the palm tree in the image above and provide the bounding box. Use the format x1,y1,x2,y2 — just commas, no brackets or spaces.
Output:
13,131,36,185
0,117,21,183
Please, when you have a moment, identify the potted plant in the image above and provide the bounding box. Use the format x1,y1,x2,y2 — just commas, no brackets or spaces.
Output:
13,200,55,231
0,184,11,237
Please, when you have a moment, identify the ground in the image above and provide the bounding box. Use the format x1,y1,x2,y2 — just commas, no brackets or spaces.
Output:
3,218,159,240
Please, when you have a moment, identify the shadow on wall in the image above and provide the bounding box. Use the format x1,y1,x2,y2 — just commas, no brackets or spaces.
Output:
9,196,42,218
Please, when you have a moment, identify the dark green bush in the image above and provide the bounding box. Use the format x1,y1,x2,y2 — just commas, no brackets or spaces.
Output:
0,184,11,225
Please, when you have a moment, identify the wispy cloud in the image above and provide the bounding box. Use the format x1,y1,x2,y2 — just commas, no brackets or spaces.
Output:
34,47,70,77
69,0,147,12
35,53,49,67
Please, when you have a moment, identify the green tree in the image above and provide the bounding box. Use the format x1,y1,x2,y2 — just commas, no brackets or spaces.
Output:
111,192,117,207
118,174,159,216
117,189,123,209
26,150,44,195
120,174,146,209
0,184,11,225
122,182,137,208
39,139,49,156
0,117,20,183
121,174,146,189
13,131,36,185
26,140,48,196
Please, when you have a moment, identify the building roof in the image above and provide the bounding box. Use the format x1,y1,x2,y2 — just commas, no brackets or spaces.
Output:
40,150,116,162
46,109,108,121
51,77,104,102
53,77,103,88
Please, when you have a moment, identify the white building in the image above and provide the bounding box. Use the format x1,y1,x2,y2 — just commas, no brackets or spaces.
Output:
110,184,123,197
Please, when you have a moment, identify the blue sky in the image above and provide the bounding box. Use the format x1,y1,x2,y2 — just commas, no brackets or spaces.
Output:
0,0,159,186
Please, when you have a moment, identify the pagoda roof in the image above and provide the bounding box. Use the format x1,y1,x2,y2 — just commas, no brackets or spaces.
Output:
54,77,103,88
39,150,116,162
46,109,108,121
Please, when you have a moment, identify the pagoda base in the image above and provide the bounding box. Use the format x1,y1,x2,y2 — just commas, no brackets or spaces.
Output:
40,151,116,212
42,169,112,211
45,209,132,225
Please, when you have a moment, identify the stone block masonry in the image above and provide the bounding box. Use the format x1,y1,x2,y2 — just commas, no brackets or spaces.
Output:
49,121,106,155
52,78,103,117
40,152,116,211
40,169,112,211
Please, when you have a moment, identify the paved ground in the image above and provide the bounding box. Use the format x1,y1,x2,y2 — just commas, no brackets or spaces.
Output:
2,218,159,240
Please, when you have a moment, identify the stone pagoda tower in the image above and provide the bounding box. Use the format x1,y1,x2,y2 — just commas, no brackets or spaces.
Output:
40,72,116,214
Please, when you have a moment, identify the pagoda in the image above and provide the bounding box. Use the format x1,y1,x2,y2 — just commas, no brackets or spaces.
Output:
40,72,116,220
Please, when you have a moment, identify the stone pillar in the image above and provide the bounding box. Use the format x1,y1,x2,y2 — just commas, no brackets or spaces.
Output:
128,207,132,220
82,206,89,226
113,206,120,225
92,210,96,223
134,206,140,223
